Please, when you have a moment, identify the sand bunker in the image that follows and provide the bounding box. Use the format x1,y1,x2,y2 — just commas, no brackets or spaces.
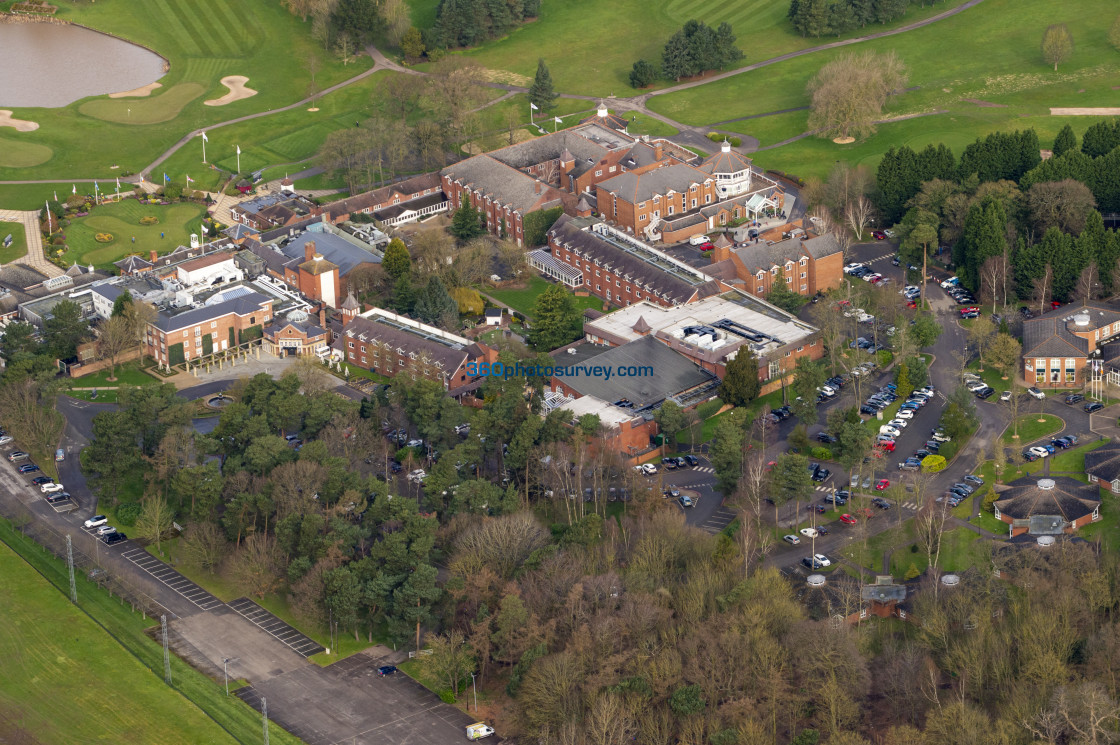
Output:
204,76,257,106
109,82,163,99
0,110,39,132
1051,107,1120,116
833,136,855,144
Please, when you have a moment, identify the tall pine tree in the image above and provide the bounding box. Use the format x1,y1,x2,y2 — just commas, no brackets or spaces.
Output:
528,58,558,113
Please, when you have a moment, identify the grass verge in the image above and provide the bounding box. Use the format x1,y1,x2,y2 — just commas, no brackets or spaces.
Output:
1001,413,1063,444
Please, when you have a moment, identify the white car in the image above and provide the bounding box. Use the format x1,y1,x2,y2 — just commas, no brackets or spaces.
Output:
0,435,12,446
1028,446,1050,459
880,425,901,438
783,534,801,545
966,380,987,392
40,482,64,493
813,553,832,567
407,469,427,482
1027,387,1046,400
96,525,116,536
895,409,915,420
641,463,658,475
84,515,107,529
844,263,865,274
800,527,819,538
888,419,908,429
940,277,960,289
857,313,875,323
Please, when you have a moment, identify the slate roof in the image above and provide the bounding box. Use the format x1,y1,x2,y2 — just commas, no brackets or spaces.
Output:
114,254,154,273
0,264,48,290
1022,301,1120,358
698,146,753,176
993,475,1100,522
731,232,841,271
153,290,271,332
281,231,380,277
548,215,699,305
488,130,612,171
1022,318,1089,357
578,109,629,132
443,156,568,214
340,292,360,311
596,163,710,204
552,334,716,410
243,242,291,276
265,318,328,340
338,314,472,374
322,173,443,220
1084,441,1120,484
299,255,339,276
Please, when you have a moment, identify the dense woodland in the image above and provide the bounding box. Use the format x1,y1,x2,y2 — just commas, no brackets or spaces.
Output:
874,122,1120,307
787,0,947,38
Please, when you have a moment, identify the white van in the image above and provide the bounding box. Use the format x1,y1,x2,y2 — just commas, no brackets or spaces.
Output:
688,234,710,246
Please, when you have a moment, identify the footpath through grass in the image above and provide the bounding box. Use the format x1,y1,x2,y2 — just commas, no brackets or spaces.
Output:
0,525,296,744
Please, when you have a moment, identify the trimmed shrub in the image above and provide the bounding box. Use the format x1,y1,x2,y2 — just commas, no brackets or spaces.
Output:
116,502,142,526
982,488,999,513
729,137,742,147
810,447,833,460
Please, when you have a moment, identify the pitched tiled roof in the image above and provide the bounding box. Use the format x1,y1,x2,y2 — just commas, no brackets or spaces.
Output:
322,173,443,219
1084,441,1120,484
698,146,752,176
993,475,1100,522
281,232,380,277
299,255,339,276
338,315,470,375
1022,318,1088,357
731,233,841,272
488,130,612,171
114,254,154,273
265,319,327,340
596,163,710,204
554,335,716,410
547,215,699,305
443,156,567,214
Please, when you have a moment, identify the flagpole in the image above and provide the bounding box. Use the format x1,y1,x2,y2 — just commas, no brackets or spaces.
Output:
201,132,207,164
45,201,52,235
236,146,241,175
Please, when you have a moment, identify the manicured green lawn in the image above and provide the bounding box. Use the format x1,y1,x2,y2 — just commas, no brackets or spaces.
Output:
647,0,1120,180
486,275,610,318
622,112,680,138
1076,485,1120,552
61,200,205,270
0,539,239,744
965,359,1016,395
1051,438,1107,472
0,220,29,264
452,0,973,97
1001,413,1063,444
71,360,157,388
844,523,989,575
0,0,373,182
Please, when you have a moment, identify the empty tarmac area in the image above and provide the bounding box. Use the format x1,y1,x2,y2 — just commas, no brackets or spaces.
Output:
121,546,223,613
240,649,480,745
228,597,324,657
171,607,309,683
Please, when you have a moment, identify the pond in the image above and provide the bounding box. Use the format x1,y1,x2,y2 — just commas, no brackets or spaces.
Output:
0,22,166,108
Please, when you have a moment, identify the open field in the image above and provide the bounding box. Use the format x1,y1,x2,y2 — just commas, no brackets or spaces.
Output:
0,0,373,182
451,0,974,97
646,0,1120,178
62,200,206,270
0,539,239,744
0,220,28,264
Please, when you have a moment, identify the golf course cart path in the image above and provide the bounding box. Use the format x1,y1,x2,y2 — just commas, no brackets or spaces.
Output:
0,0,985,187
0,208,62,277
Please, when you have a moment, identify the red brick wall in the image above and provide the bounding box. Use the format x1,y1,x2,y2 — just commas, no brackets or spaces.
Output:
547,234,676,308
443,177,525,245
145,303,272,364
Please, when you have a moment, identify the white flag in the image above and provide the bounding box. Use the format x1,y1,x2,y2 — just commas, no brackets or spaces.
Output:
530,103,538,111
72,184,76,194
186,175,194,183
201,131,209,142
201,224,208,234
554,116,562,124
116,177,121,190
236,145,241,155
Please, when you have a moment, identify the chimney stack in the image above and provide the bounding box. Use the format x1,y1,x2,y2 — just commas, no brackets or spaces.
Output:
319,305,327,330
535,181,542,194
304,240,316,262
654,142,664,161
149,250,158,262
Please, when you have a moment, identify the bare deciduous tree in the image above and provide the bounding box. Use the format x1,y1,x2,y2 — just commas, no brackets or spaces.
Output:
844,194,873,242
180,520,228,574
807,50,908,141
231,532,284,599
1032,264,1054,316
1076,261,1103,303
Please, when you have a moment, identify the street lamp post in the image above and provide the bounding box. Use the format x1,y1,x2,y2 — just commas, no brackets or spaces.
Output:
470,672,478,713
222,657,238,696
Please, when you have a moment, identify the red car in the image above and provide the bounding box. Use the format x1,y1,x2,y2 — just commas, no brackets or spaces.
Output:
959,306,979,315
875,479,891,491
1051,301,1062,309
906,299,918,309
872,230,887,240
698,242,714,251
839,513,857,525
877,440,896,452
